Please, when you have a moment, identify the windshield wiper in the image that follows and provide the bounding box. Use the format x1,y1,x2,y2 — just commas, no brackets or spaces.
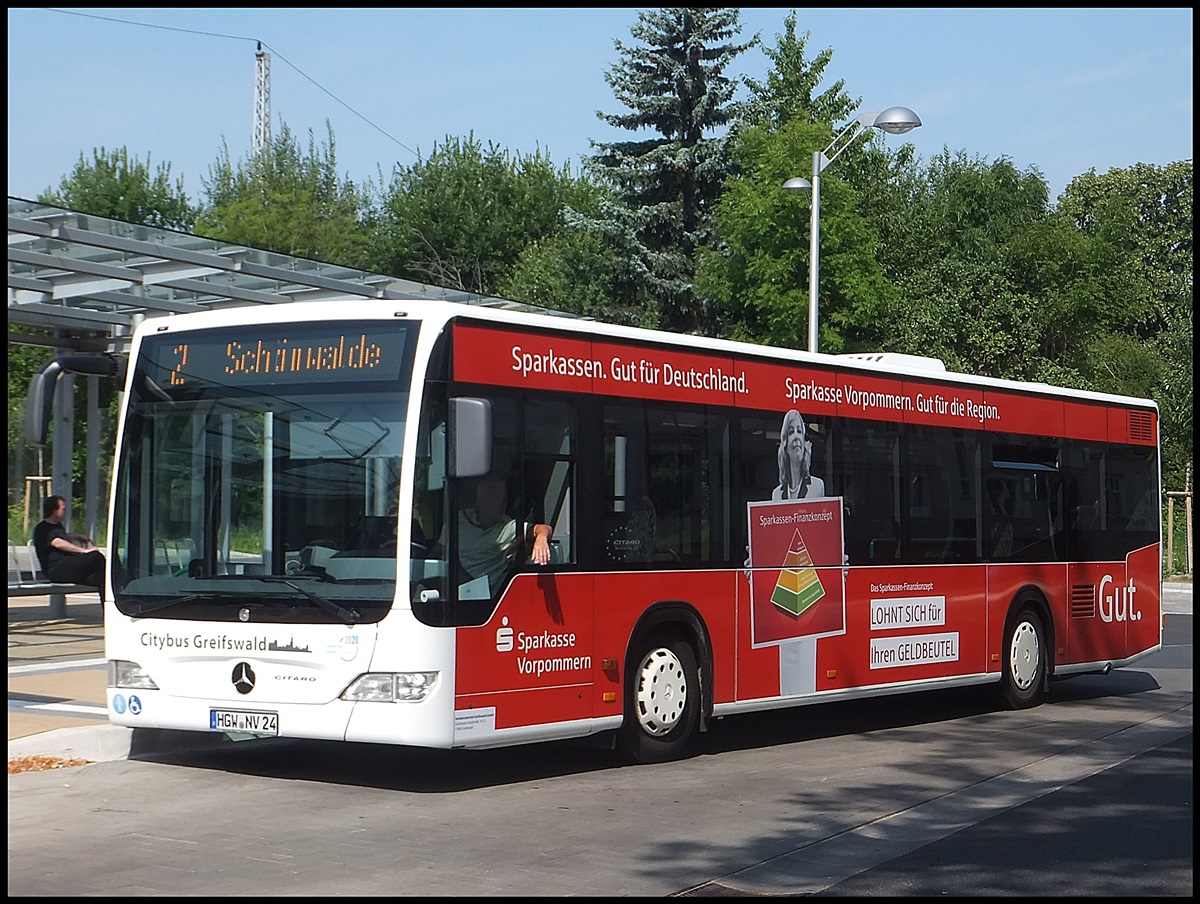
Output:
121,593,217,617
282,578,360,625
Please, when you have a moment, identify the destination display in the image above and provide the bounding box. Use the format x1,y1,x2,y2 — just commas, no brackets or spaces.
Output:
141,323,412,388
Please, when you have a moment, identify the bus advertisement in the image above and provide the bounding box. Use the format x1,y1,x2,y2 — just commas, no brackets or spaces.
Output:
102,299,1162,762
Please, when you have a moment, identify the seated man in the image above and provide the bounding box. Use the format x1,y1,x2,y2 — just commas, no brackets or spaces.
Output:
32,494,106,602
437,476,551,597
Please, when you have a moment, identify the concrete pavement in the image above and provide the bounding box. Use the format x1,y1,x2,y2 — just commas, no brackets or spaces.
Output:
8,583,1194,764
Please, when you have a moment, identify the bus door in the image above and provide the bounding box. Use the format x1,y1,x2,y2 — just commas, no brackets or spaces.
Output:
985,443,1066,665
433,392,595,734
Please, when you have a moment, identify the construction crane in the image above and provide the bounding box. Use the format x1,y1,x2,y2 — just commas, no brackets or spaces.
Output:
253,41,271,157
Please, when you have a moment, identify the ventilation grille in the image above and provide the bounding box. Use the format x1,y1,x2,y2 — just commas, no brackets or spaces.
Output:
1129,410,1154,443
1071,584,1097,619
839,352,946,373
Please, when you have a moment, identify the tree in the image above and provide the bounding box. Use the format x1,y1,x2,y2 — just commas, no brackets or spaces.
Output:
370,135,599,298
869,152,1059,373
698,119,890,351
195,122,371,269
740,10,857,131
1056,161,1193,487
578,7,757,334
7,343,50,515
1056,162,1192,340
38,146,196,231
875,154,1192,492
699,9,929,351
868,150,1049,277
497,231,654,326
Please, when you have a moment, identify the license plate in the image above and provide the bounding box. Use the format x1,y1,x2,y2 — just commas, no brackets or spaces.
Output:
209,708,279,735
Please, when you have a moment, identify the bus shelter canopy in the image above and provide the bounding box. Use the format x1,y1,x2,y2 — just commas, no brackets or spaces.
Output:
8,196,546,354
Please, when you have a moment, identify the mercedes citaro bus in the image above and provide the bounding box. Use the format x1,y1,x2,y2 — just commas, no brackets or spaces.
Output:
92,299,1161,762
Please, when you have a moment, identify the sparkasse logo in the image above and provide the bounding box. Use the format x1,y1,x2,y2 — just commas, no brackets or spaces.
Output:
496,616,514,652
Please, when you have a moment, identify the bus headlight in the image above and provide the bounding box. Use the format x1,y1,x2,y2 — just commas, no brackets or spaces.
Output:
108,660,159,690
341,672,439,703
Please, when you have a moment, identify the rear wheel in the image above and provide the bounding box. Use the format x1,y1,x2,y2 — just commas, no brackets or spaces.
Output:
1001,605,1047,709
619,635,700,764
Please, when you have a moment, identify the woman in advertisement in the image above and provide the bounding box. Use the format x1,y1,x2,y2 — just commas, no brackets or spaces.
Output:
772,409,826,501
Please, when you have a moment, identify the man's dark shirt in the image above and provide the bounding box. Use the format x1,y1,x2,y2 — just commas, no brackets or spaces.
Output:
32,520,70,574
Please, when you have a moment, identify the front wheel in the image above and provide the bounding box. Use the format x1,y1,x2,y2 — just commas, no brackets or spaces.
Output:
1001,605,1047,709
619,636,700,764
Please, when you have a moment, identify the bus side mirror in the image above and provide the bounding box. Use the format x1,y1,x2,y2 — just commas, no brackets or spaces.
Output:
27,354,125,445
448,397,492,478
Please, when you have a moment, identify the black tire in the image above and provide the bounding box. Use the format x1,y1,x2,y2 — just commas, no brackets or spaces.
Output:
618,635,700,764
1001,605,1047,709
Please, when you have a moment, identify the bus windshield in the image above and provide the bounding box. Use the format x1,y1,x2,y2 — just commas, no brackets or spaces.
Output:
111,321,417,624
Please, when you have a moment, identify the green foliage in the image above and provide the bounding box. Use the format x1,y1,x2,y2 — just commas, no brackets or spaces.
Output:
873,150,1050,274
1154,305,1194,486
1057,161,1193,487
699,118,893,353
370,134,597,296
1057,162,1192,337
1164,496,1193,577
890,259,1050,378
698,120,817,347
195,122,371,269
497,232,655,327
869,153,1053,372
6,343,45,454
38,146,197,230
581,7,757,334
740,10,858,130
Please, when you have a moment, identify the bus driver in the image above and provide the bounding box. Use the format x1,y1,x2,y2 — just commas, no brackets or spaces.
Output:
436,476,551,596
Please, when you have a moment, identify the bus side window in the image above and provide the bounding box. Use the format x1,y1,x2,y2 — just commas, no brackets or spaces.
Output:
522,397,576,566
986,477,1015,559
835,419,900,566
603,405,655,564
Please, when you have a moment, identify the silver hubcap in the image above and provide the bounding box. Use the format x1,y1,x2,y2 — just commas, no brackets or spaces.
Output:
1009,620,1040,691
634,647,688,736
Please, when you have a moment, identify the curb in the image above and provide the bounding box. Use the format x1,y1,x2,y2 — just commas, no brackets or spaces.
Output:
8,724,133,764
7,723,281,765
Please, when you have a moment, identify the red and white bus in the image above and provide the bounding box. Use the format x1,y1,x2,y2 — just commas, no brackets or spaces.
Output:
105,299,1162,762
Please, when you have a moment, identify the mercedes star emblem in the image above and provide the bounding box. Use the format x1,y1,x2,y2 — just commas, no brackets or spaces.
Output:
232,662,256,695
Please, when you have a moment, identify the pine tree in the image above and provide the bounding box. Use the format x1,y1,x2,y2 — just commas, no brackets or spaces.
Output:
741,11,858,131
578,8,757,334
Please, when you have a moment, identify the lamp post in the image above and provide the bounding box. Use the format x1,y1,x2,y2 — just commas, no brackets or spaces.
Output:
785,106,922,353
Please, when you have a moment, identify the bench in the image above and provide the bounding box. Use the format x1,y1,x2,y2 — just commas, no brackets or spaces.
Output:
7,539,98,618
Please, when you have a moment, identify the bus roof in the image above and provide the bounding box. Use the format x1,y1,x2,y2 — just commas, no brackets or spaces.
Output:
133,296,1159,413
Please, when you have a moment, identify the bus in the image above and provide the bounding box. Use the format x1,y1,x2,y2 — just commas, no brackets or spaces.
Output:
102,298,1162,763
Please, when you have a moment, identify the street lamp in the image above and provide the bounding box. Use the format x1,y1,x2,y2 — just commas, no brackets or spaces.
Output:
785,106,922,353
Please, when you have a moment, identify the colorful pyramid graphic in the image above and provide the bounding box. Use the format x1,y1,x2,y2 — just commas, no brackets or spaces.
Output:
770,527,825,616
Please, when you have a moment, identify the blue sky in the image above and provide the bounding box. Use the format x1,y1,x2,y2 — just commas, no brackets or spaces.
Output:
7,8,1193,206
